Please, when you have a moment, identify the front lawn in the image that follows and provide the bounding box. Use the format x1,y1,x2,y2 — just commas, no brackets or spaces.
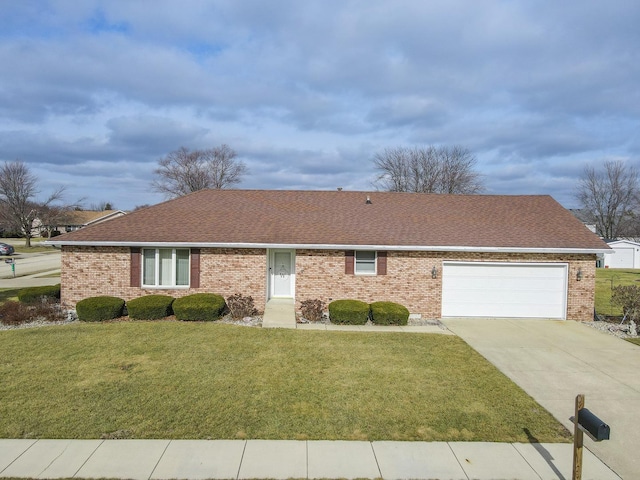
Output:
0,322,570,442
0,288,20,303
12,245,58,255
595,268,640,316
2,237,58,255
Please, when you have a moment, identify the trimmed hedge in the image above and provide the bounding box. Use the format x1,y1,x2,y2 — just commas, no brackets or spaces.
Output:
370,301,410,326
18,284,61,304
173,293,226,321
328,299,370,325
126,295,175,320
76,296,125,322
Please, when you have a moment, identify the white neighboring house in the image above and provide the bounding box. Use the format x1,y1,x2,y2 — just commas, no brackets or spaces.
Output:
603,240,640,268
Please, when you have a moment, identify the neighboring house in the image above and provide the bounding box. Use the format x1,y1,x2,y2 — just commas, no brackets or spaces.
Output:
40,210,127,236
602,240,640,268
49,190,609,321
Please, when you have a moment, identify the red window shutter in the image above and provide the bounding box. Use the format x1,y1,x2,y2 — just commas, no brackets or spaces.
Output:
190,248,200,288
345,250,355,274
130,248,141,287
377,251,387,275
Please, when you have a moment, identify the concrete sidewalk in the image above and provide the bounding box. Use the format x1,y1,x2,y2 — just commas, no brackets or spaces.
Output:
0,439,619,480
442,318,637,480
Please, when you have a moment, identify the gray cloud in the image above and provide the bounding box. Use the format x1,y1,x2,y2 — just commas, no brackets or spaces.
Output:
0,1,638,209
106,115,209,153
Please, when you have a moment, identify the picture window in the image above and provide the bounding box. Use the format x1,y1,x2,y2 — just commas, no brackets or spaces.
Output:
142,248,190,287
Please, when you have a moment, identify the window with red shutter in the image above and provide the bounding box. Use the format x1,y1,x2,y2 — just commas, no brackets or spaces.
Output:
346,251,387,275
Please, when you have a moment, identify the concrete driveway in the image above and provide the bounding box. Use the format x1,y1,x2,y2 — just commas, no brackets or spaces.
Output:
442,318,638,479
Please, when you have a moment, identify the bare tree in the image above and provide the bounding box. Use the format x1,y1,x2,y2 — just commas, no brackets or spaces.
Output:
0,203,15,236
37,204,75,238
575,160,640,239
152,145,247,198
373,145,484,194
0,160,65,246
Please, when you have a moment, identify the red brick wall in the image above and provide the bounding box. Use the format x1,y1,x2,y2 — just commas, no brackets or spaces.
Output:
295,250,596,321
61,246,596,321
61,246,267,311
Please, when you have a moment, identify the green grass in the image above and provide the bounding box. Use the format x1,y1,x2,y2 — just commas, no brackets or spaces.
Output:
2,237,58,255
0,288,20,303
595,268,640,316
12,245,58,254
626,338,640,346
0,322,570,442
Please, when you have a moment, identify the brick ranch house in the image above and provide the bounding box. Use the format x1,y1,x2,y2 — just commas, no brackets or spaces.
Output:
49,190,610,321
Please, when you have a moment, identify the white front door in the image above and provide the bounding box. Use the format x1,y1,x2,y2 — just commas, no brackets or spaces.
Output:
270,250,295,298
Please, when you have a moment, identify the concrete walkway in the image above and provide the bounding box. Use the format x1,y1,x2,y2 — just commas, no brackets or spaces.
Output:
0,438,619,480
442,318,639,480
262,298,297,328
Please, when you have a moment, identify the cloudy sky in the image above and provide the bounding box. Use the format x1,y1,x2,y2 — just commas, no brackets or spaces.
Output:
1,1,638,210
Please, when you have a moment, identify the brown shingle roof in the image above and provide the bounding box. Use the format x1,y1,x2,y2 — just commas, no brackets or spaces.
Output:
62,210,125,226
50,190,609,252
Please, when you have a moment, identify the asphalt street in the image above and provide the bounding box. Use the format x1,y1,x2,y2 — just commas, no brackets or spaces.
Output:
0,251,61,286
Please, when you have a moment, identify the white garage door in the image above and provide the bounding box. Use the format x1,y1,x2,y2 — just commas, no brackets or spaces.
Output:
442,262,568,319
609,248,634,268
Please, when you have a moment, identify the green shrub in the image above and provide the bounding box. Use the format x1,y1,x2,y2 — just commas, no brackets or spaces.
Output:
370,301,410,326
173,293,226,321
76,296,125,322
18,284,61,304
126,295,174,320
328,299,370,325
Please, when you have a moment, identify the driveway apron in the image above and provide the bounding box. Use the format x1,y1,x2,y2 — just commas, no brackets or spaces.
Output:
441,318,639,480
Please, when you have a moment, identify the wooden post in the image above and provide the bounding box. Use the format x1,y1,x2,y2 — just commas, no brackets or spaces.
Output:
573,394,585,480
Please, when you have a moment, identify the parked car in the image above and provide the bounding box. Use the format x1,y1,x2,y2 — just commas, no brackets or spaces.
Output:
0,242,15,256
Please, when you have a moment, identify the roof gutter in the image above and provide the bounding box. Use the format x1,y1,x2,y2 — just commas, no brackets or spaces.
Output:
46,240,611,255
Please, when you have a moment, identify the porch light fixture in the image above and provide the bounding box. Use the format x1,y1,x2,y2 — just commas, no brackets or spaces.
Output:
577,268,583,281
431,266,438,279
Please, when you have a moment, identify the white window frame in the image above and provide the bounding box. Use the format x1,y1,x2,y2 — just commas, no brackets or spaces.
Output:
142,248,190,288
355,250,377,275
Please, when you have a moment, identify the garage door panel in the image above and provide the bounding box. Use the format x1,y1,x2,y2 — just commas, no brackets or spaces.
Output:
449,277,563,291
609,248,633,268
443,300,564,319
442,263,567,319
